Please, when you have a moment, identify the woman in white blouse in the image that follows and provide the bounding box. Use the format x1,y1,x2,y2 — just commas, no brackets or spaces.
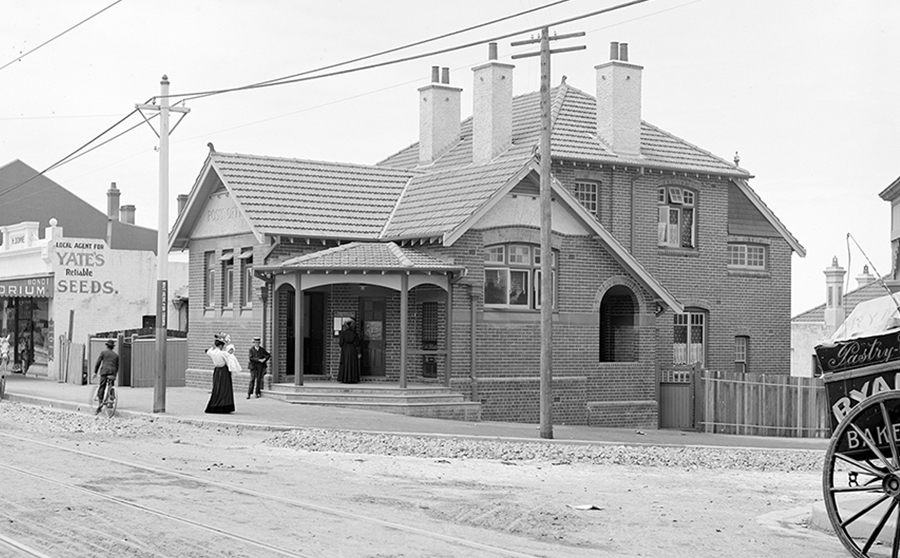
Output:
205,337,235,413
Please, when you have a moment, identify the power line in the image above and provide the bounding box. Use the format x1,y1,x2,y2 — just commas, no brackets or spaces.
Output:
171,0,648,98
0,0,125,73
0,105,147,200
170,0,576,102
2,0,658,203
173,0,650,102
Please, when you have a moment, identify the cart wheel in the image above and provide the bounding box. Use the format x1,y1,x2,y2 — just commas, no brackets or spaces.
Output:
824,391,900,557
104,387,117,418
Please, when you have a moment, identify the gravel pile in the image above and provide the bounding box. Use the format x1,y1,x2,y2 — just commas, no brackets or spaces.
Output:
265,428,825,472
0,401,825,472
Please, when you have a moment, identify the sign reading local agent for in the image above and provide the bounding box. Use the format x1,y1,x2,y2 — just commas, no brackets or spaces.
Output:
52,239,115,294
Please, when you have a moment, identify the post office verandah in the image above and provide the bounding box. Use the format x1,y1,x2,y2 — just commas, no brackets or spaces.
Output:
254,242,464,389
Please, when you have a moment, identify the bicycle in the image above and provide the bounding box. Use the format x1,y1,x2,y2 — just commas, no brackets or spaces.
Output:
89,376,117,418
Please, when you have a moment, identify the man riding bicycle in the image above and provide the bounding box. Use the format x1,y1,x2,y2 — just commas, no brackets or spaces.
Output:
93,339,119,412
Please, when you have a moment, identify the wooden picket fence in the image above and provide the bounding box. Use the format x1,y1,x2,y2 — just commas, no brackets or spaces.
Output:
700,370,831,438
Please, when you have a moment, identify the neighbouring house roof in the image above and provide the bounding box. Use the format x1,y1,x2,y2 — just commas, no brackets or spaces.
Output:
879,174,900,201
255,241,463,273
0,159,157,252
792,277,889,323
378,82,750,178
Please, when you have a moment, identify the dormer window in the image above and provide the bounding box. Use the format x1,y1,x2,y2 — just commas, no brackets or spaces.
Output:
658,186,696,249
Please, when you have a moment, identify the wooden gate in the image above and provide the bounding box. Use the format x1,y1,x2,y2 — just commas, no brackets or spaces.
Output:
659,369,694,429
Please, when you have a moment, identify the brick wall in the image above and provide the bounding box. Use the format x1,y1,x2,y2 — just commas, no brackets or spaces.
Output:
553,161,793,379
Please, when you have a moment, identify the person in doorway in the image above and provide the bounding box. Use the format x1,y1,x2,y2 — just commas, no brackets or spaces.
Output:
205,338,235,414
247,336,270,399
337,318,361,384
92,339,119,412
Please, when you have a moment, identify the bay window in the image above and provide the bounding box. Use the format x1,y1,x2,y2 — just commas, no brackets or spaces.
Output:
484,244,556,309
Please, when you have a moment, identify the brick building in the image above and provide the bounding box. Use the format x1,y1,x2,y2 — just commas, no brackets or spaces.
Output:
170,43,803,428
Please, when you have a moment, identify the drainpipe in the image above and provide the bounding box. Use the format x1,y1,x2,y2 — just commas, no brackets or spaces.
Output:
469,285,479,402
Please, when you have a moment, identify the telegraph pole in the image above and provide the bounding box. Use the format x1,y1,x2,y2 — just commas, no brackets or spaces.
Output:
512,28,585,440
136,76,190,413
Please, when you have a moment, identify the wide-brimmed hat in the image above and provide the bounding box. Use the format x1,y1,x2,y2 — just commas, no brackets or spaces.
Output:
105,339,115,348
252,336,261,341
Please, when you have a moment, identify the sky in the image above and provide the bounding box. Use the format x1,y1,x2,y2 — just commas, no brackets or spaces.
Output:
2,0,898,316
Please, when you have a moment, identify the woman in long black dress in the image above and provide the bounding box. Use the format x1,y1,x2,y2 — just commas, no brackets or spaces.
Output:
205,338,235,413
337,318,361,384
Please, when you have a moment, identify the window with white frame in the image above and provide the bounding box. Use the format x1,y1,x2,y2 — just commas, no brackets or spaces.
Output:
735,336,748,373
204,252,216,308
239,249,253,307
673,311,705,366
484,244,556,309
221,251,234,308
658,186,696,248
574,181,598,216
728,243,766,270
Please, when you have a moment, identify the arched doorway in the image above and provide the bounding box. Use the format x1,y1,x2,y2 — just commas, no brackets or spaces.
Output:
599,285,638,362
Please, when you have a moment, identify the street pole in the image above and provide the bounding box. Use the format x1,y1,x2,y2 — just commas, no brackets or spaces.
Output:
538,28,553,440
155,76,170,414
513,28,585,440
136,76,190,413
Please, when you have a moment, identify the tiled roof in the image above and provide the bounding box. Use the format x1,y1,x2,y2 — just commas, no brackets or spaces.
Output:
378,83,748,177
211,153,420,239
382,150,534,239
264,242,461,271
792,278,889,322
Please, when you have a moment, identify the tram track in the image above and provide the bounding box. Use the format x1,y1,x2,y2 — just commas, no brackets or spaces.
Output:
0,431,542,558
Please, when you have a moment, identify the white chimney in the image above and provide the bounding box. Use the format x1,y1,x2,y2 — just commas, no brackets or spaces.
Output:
472,43,513,165
824,256,846,334
120,204,135,225
106,182,120,247
856,264,876,289
418,66,461,165
107,182,120,221
595,42,643,157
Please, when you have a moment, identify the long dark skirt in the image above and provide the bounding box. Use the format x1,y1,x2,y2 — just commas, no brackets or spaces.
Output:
337,344,360,384
205,365,235,414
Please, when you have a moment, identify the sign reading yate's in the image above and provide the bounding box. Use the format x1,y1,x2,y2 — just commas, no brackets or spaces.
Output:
0,275,53,298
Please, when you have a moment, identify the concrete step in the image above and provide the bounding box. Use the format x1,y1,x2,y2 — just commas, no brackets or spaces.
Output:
284,399,481,420
262,382,481,421
268,383,452,397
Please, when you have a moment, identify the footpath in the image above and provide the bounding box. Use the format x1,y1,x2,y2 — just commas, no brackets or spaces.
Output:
0,373,830,451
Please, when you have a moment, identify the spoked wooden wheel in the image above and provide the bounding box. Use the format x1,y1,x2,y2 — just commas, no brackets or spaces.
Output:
824,391,900,557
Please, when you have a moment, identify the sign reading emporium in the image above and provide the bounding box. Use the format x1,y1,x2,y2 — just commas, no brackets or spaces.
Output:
0,275,53,298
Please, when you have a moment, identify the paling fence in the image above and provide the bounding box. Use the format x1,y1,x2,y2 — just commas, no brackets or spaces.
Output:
699,370,832,438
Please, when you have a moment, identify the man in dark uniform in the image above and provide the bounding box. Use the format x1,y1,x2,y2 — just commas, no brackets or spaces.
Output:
247,336,270,399
93,339,119,411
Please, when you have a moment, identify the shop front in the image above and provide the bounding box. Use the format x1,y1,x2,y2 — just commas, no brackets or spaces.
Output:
0,275,53,375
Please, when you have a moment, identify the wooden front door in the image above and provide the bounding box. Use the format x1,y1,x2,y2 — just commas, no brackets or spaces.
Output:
359,298,385,377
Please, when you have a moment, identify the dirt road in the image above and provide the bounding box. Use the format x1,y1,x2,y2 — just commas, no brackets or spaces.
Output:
0,402,847,558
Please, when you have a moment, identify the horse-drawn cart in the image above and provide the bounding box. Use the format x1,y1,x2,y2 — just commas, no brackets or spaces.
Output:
817,295,900,557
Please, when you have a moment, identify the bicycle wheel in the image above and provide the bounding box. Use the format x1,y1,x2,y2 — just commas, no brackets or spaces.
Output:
104,386,117,418
89,384,102,412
